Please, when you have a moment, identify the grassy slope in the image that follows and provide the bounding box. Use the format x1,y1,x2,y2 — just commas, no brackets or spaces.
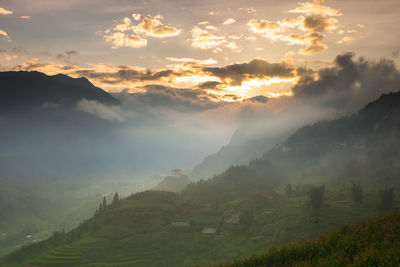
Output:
0,184,392,267
219,209,400,267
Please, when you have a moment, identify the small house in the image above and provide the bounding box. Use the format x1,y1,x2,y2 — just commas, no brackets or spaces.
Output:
201,227,217,234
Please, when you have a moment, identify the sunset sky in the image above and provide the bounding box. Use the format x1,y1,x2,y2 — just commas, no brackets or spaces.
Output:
0,0,399,102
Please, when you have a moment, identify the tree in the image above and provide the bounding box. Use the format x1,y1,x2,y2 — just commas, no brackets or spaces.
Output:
102,196,107,209
308,185,325,210
380,187,395,211
285,184,293,198
112,192,119,205
351,182,363,204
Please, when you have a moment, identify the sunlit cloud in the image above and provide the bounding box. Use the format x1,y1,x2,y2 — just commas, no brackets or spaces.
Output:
131,14,181,38
104,31,147,48
103,13,180,48
20,15,30,19
0,29,11,41
248,1,344,55
190,25,238,52
166,57,218,65
0,49,17,61
11,57,299,102
288,1,342,17
285,32,327,55
222,18,236,25
238,7,256,14
0,7,13,15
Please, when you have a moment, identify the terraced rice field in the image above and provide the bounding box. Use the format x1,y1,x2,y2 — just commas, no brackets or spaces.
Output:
30,238,157,266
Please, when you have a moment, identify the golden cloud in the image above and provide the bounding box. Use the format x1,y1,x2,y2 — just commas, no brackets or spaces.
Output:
191,26,238,52
286,32,327,55
288,1,342,17
103,14,180,48
248,19,281,33
248,1,344,55
0,29,10,41
12,58,300,101
132,16,181,38
104,32,147,48
166,57,218,65
222,18,236,25
0,7,13,15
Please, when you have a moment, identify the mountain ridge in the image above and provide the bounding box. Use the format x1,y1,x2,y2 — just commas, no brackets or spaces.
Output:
0,71,119,112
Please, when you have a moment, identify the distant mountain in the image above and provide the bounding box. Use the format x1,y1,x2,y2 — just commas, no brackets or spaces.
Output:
190,128,291,180
263,91,400,179
0,71,119,112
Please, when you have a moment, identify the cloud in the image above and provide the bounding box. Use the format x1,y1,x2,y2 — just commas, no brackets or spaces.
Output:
301,15,338,32
337,36,355,44
117,85,222,113
56,50,78,63
0,29,11,41
190,25,238,52
248,19,281,35
103,14,180,48
0,7,13,15
0,49,17,61
286,32,327,55
222,18,236,25
20,15,30,19
204,59,295,86
248,95,269,103
166,57,217,65
131,15,181,38
76,99,124,122
288,1,342,17
104,32,147,48
248,1,344,55
12,57,298,101
293,52,400,112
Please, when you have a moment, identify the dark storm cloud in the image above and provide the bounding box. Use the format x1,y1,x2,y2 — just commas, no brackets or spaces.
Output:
248,95,269,103
74,67,183,85
204,59,295,85
293,52,400,112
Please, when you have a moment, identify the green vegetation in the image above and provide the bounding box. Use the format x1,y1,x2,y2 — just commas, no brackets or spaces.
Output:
219,209,400,266
1,180,397,267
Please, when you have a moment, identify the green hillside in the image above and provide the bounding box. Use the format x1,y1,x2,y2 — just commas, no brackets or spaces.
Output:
219,209,400,266
1,181,395,267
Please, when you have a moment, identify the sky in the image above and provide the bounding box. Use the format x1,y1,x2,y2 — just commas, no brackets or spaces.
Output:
0,0,399,101
1,0,400,175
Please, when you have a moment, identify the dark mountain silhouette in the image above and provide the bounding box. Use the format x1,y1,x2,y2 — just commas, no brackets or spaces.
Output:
0,71,119,112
